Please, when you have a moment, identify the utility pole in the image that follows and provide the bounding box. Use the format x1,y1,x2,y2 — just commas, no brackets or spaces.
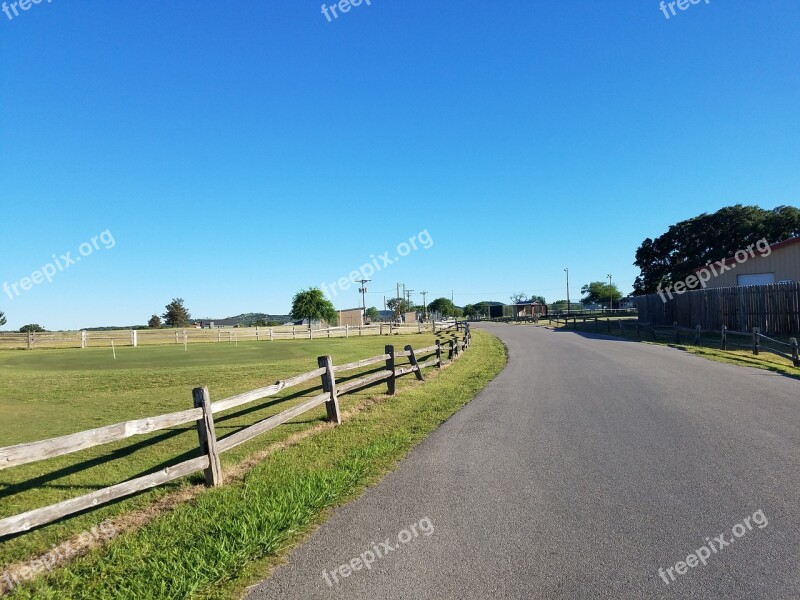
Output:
564,268,570,314
397,283,401,302
357,279,371,324
421,290,428,320
406,289,414,307
607,274,613,311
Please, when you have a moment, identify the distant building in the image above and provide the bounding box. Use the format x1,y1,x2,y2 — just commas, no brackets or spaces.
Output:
511,301,548,318
692,236,800,288
337,308,364,327
197,318,241,329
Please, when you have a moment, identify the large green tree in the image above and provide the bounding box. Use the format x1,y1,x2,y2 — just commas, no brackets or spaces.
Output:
427,297,456,318
633,204,800,295
290,288,338,328
386,298,411,321
581,282,622,308
148,314,162,329
365,306,380,323
19,324,45,333
162,298,191,328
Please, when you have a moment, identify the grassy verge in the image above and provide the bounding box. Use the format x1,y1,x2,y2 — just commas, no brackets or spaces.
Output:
4,329,506,598
534,318,800,378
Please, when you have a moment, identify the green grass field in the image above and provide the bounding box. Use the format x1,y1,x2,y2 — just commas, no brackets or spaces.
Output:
0,333,447,564
1,330,505,598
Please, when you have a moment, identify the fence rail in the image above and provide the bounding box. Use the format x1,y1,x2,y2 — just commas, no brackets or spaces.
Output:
0,324,472,538
0,321,463,351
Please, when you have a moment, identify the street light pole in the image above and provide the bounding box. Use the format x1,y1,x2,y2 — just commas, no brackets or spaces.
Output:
564,268,570,314
421,290,428,320
607,274,613,312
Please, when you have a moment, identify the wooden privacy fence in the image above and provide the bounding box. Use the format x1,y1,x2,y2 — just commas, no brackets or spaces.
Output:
634,282,800,336
0,321,463,351
0,325,472,538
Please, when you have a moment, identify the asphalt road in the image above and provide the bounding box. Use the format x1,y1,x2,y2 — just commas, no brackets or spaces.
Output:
246,323,800,600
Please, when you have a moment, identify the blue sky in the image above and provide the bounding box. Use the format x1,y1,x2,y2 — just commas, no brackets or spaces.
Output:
1,1,798,330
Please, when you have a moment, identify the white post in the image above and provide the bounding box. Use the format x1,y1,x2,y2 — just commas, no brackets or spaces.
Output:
256,326,260,341
131,330,138,347
81,330,87,349
292,326,296,339
218,330,221,342
269,328,274,341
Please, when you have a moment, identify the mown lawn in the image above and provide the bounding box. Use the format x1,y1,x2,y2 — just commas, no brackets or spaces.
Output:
0,332,451,565
1,329,506,598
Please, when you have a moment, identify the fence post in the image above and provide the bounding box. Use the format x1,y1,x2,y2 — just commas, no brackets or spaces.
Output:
752,327,760,355
81,330,87,349
317,355,341,423
436,341,443,368
175,330,179,344
269,328,274,341
218,330,221,342
674,322,680,344
695,325,701,346
256,326,260,341
130,330,138,347
346,325,349,338
27,332,33,350
326,326,330,338
292,326,296,339
192,387,222,487
448,339,455,361
385,345,396,395
790,337,799,366
309,327,313,340
721,325,727,350
405,344,424,381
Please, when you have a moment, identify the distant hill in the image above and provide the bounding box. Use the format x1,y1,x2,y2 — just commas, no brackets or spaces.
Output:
196,313,293,327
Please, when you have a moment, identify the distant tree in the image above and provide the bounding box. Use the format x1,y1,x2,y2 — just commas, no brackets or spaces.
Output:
291,288,338,329
387,298,411,321
365,307,380,323
530,295,546,304
19,324,45,333
633,204,800,295
427,297,456,318
0,311,6,327
581,282,622,308
162,298,191,328
148,314,162,329
509,292,528,304
462,304,477,318
265,320,283,327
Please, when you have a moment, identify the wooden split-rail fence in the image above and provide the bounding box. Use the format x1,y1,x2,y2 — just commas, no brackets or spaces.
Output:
0,326,472,538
